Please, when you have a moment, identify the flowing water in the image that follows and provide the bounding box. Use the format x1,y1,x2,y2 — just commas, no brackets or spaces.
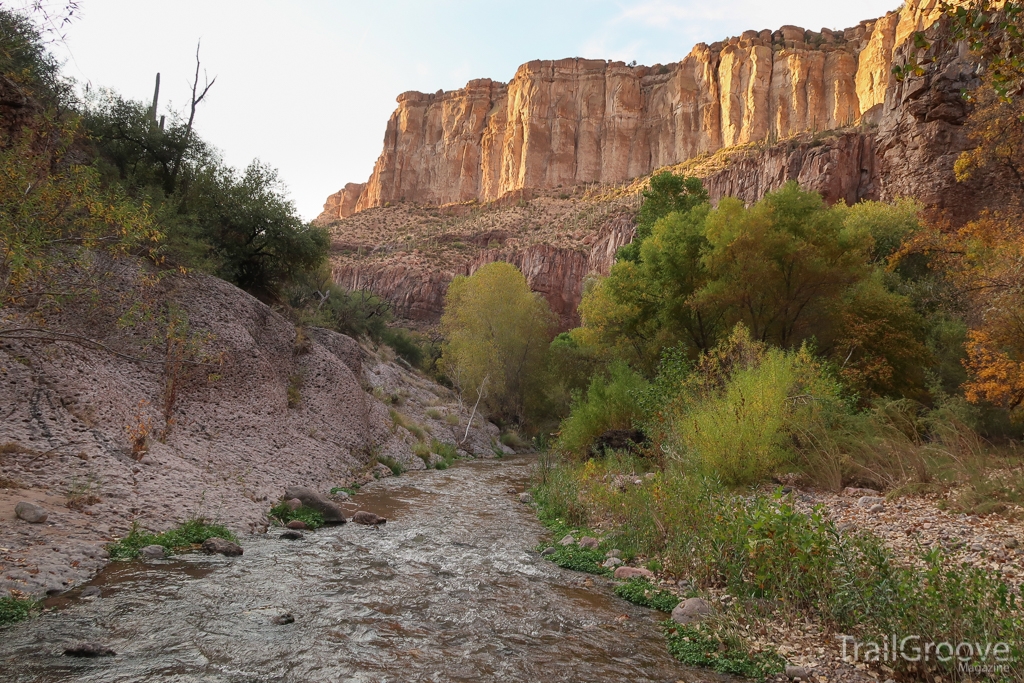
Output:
0,456,728,682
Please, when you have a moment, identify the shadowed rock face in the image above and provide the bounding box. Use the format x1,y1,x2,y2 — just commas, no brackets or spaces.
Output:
318,1,945,220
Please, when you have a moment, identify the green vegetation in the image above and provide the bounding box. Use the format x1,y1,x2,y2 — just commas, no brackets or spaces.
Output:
330,484,359,496
613,577,680,612
107,518,237,560
540,542,609,575
664,622,786,679
269,502,324,529
376,455,405,476
556,362,648,457
532,454,1024,680
0,596,37,626
440,262,555,426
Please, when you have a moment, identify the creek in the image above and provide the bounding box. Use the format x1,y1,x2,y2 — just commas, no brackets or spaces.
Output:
0,455,727,682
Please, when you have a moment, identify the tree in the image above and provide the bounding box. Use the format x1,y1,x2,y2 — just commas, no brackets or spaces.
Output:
439,262,555,425
616,171,708,262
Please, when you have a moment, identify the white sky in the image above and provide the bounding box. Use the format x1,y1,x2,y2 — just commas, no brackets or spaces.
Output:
41,0,900,220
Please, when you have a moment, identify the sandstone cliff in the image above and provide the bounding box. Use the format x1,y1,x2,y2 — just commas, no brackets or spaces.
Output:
319,0,944,220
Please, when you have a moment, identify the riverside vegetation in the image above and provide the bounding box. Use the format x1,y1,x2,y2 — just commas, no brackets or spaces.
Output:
427,4,1024,680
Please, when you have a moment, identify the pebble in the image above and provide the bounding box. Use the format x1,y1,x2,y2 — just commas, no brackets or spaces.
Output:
867,504,885,514
578,536,599,549
603,557,623,568
558,534,575,546
14,501,48,524
280,530,304,540
518,492,533,504
271,613,295,625
540,547,556,557
80,586,102,598
284,498,303,511
285,520,308,530
605,548,622,558
858,496,885,507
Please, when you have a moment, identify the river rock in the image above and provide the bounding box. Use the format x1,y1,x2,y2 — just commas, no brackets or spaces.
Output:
558,534,575,546
540,547,556,557
578,536,599,549
786,665,812,680
286,520,308,530
280,530,304,540
603,557,623,568
843,487,880,497
858,496,885,507
613,566,654,580
284,498,303,511
518,492,533,504
14,501,47,524
80,586,102,598
139,544,166,559
1005,538,1019,549
605,548,622,558
352,511,387,526
202,537,243,556
272,613,295,625
283,486,347,523
671,597,711,624
64,642,116,657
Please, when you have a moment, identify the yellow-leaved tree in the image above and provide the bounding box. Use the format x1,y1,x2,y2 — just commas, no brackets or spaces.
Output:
439,262,554,429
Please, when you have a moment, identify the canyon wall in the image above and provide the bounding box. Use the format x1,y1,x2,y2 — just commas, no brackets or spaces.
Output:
319,0,945,220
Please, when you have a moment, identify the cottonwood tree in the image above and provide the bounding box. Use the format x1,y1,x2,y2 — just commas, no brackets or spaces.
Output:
439,262,554,426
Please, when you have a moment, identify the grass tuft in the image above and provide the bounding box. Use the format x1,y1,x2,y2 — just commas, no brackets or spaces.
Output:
613,577,680,612
269,502,325,529
0,596,37,625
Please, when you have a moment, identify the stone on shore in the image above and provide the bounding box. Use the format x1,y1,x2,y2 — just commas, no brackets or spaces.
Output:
201,537,243,556
15,501,47,524
613,566,654,580
671,597,711,624
139,544,166,559
283,486,347,523
578,536,599,549
286,520,308,530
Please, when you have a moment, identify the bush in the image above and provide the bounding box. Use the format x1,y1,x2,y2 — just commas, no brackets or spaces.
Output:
268,502,324,529
107,518,237,560
556,362,648,457
377,455,405,476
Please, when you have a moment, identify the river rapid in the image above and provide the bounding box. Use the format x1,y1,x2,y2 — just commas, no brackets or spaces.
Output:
0,455,727,682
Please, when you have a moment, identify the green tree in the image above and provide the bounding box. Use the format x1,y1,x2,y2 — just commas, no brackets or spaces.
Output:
439,262,554,425
616,171,708,262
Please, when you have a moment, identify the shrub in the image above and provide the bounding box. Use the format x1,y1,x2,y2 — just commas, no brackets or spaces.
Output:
556,362,648,457
377,455,405,476
500,431,529,450
268,502,324,529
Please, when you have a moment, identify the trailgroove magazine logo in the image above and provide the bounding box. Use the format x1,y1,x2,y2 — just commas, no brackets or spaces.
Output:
838,635,1015,674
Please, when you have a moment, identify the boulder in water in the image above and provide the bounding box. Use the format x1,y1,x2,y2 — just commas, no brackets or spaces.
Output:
352,511,386,526
283,486,347,523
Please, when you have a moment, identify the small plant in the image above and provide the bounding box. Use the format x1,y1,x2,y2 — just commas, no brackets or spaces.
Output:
426,408,443,420
330,484,359,496
124,399,153,457
107,518,237,560
539,542,610,575
664,622,785,679
0,596,37,625
377,455,405,476
287,374,303,408
445,413,460,426
500,431,529,450
269,502,324,529
0,475,22,488
413,441,431,466
66,477,101,510
614,577,680,612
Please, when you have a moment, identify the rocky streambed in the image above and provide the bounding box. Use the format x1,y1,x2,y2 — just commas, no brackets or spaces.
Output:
0,456,723,682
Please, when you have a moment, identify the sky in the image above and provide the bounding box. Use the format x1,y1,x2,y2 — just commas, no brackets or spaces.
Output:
39,0,900,220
